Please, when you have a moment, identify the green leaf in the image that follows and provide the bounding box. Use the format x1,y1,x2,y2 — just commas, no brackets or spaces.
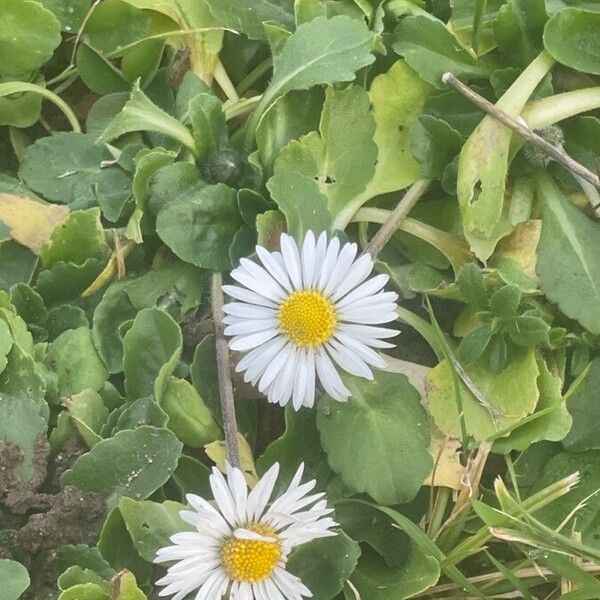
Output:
258,406,332,494
367,61,432,200
58,566,109,591
92,282,137,374
19,132,131,210
493,355,571,453
37,0,90,31
317,371,432,504
156,183,243,270
458,324,493,364
189,93,227,160
97,83,196,152
205,0,294,40
350,546,440,600
246,15,375,145
110,571,147,600
85,0,150,53
490,284,521,317
0,346,48,488
287,532,361,600
62,426,183,507
112,397,168,434
124,262,203,315
97,508,152,583
392,15,497,88
456,51,554,260
36,258,104,305
457,263,487,306
122,308,182,400
256,89,323,178
563,358,600,451
527,450,600,550
536,171,600,335
47,304,89,340
0,0,61,76
0,241,38,291
427,347,540,442
45,327,108,401
158,376,221,447
493,0,547,67
119,497,190,562
0,559,30,600
506,315,550,346
410,114,464,179
66,389,109,448
41,208,109,268
10,283,47,326
60,544,115,580
267,85,376,237
76,43,131,95
544,8,600,75
0,74,44,128
58,584,109,600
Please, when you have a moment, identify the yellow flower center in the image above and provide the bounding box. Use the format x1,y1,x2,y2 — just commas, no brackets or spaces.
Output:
221,523,282,583
278,290,337,347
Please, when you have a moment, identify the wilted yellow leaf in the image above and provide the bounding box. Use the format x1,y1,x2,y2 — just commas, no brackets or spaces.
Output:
0,194,69,253
205,433,259,487
424,429,466,491
495,219,541,280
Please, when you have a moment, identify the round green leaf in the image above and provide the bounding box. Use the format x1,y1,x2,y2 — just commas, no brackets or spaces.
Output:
122,307,182,400
119,497,190,562
0,0,61,76
62,425,183,507
0,559,30,600
156,183,242,270
38,0,91,32
317,371,432,505
0,75,44,128
287,532,360,600
19,132,132,210
544,8,600,75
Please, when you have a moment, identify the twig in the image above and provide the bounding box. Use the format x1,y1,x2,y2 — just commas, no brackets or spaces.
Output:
442,72,600,192
363,179,430,259
211,271,242,469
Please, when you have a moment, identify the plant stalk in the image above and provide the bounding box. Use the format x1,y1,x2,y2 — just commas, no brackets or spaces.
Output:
442,72,600,191
211,271,242,469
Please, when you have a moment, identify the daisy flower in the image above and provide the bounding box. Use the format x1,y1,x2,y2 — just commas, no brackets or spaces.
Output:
223,231,398,409
155,462,337,600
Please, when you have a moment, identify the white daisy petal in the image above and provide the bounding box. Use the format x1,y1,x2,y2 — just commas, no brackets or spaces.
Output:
257,246,293,292
224,318,278,336
333,332,387,368
322,242,358,297
316,236,340,290
329,253,374,301
231,266,286,302
223,302,277,319
280,234,303,290
312,232,328,287
326,340,374,379
292,351,309,411
230,328,280,352
300,230,316,288
223,284,278,308
315,347,351,401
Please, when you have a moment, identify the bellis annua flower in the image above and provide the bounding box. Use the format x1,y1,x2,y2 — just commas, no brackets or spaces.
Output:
223,231,398,409
155,462,337,600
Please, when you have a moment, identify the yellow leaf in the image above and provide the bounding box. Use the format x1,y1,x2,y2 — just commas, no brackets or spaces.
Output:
0,194,69,253
495,219,541,280
205,434,259,487
424,429,466,491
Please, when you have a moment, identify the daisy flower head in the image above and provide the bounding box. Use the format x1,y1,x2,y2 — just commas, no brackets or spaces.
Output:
155,462,337,600
223,231,398,409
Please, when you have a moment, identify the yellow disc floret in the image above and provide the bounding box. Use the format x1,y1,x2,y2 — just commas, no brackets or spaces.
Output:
221,523,281,583
278,290,337,347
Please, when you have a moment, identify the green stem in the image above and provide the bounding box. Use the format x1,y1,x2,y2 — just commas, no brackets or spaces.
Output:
523,86,600,129
224,95,261,121
0,82,80,132
444,472,580,566
214,60,239,101
237,57,273,96
429,487,451,539
353,208,474,273
396,306,444,359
